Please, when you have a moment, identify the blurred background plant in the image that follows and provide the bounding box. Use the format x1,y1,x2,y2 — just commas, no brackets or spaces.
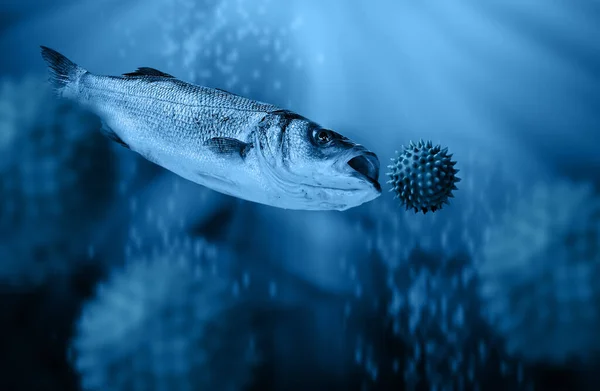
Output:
0,77,115,287
73,239,258,391
478,181,600,365
348,248,533,391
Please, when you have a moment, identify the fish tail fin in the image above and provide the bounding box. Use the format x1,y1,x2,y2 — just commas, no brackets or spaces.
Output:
40,46,87,98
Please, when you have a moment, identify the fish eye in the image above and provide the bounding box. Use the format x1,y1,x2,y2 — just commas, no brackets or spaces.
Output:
313,129,333,146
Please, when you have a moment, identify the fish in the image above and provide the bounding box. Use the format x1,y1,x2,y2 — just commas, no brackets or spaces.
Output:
40,46,381,211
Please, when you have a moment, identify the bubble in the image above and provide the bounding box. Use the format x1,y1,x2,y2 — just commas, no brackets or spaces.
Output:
153,0,307,107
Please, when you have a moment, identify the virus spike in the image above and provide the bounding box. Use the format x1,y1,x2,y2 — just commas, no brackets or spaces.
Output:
386,140,460,214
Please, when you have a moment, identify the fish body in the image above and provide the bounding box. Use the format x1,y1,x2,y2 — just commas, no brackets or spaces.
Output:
40,46,381,211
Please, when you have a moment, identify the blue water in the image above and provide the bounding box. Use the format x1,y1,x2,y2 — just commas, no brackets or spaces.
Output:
1,1,599,390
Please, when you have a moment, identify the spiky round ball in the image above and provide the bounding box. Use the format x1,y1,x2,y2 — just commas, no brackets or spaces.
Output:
478,181,600,364
0,78,114,286
72,241,258,391
356,145,537,266
387,140,460,214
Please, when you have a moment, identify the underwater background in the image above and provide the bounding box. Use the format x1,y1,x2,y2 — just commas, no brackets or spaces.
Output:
1,0,600,390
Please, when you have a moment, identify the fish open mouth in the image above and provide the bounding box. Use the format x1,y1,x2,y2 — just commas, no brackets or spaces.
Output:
347,152,381,192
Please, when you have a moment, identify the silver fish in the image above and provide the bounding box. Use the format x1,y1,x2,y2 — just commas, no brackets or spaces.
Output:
40,46,381,211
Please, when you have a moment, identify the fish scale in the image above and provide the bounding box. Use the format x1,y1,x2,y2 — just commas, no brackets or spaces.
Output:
89,79,248,140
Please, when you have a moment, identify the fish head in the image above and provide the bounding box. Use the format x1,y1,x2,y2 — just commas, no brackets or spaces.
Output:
257,111,381,210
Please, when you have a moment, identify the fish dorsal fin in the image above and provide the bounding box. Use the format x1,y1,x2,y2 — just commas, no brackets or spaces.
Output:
123,67,175,78
214,87,242,97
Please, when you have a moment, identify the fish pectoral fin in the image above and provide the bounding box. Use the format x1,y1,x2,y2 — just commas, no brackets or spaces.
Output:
204,137,253,159
100,122,130,149
123,67,175,78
